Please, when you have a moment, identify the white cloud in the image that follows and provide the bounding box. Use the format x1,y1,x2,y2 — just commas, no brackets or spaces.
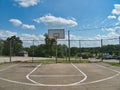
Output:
107,4,120,26
103,28,115,32
107,31,119,38
101,26,120,34
22,24,36,30
115,26,120,34
0,30,17,38
9,19,22,26
107,15,116,19
21,34,44,40
21,34,38,40
0,30,45,46
9,18,36,30
15,0,40,8
0,29,45,47
118,16,120,21
95,32,119,45
112,4,120,15
34,14,78,28
20,34,45,46
96,28,120,40
1,29,120,47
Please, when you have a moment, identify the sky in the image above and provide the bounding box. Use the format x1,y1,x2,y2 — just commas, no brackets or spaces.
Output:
0,0,120,42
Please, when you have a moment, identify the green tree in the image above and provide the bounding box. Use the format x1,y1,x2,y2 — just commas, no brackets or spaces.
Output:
35,44,46,57
70,47,78,57
57,44,67,58
3,36,23,56
44,33,56,57
0,39,4,56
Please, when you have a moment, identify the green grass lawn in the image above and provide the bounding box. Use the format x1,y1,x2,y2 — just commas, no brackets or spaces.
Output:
22,59,91,64
105,62,120,67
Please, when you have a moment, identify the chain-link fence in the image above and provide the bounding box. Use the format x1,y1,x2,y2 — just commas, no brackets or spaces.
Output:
0,36,120,63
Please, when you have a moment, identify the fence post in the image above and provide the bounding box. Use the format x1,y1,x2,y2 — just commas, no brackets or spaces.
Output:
68,30,71,61
101,39,103,62
119,36,120,44
118,36,120,64
9,39,12,62
32,40,34,63
79,40,81,60
55,38,58,63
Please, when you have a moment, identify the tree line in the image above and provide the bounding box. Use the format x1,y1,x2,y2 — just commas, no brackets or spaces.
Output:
0,35,120,58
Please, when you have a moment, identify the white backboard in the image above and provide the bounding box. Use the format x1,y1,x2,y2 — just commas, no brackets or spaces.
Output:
48,29,65,39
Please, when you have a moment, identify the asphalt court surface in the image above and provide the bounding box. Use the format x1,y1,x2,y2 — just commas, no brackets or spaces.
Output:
0,63,120,90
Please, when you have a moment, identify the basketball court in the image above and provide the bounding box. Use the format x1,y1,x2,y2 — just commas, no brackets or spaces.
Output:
0,30,120,90
0,62,120,90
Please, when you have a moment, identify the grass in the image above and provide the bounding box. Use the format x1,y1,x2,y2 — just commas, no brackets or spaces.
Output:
23,59,91,64
0,59,91,65
105,62,120,67
0,62,9,65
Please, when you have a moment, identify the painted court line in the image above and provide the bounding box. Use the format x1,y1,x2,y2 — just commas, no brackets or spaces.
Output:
71,63,87,84
76,63,120,86
95,64,120,73
25,63,87,86
26,63,42,84
30,75,83,78
0,63,119,87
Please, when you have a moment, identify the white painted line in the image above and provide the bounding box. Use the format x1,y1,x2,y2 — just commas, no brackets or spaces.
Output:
0,64,18,72
79,72,120,85
26,63,42,84
0,77,36,86
71,63,87,84
26,63,88,86
0,63,119,87
31,75,83,77
76,63,120,86
95,64,120,73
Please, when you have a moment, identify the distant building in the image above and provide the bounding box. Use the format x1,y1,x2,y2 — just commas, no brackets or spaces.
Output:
18,51,28,57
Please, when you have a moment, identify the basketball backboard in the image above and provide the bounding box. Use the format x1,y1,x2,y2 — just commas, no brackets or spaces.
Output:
48,29,65,39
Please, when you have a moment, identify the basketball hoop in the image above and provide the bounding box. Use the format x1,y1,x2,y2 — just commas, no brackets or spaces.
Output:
53,33,59,40
48,29,65,39
48,29,65,63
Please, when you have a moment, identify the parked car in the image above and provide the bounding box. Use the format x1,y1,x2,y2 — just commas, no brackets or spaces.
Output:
116,56,120,60
102,54,113,59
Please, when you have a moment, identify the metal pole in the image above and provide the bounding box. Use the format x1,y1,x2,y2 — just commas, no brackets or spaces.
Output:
56,39,58,63
68,30,70,61
32,40,34,63
65,47,67,61
101,39,103,62
9,40,12,62
79,40,81,60
119,36,120,44
0,38,1,56
118,36,120,64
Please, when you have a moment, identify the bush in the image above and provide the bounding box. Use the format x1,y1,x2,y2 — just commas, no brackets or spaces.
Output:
81,54,89,59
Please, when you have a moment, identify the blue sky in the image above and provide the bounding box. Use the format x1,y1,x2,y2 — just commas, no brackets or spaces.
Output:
0,0,120,41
